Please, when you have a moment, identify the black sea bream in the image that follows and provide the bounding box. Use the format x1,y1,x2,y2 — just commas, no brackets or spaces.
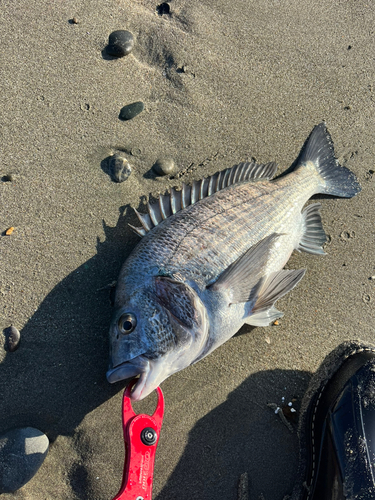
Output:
106,123,361,400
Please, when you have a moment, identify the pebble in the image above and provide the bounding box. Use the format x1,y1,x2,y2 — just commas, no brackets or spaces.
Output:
107,30,134,57
119,101,144,121
157,2,171,15
5,227,15,236
152,157,176,176
3,326,20,352
109,153,132,183
0,427,49,493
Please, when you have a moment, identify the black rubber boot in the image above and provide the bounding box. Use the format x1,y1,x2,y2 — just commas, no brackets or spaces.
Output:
292,340,375,500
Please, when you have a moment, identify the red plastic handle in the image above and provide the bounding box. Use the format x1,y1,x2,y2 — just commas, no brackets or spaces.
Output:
112,382,164,500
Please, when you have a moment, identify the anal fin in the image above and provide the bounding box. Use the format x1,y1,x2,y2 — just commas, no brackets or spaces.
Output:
246,306,283,327
246,269,305,326
298,203,327,255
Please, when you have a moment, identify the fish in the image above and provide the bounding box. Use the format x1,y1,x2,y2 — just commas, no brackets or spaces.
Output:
106,123,361,400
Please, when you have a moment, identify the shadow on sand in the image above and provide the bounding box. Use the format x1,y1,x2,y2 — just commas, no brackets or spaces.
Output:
0,205,141,441
155,368,311,500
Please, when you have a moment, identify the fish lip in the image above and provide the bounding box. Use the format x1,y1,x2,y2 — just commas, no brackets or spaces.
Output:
106,356,156,401
130,367,152,401
107,355,173,401
106,357,147,384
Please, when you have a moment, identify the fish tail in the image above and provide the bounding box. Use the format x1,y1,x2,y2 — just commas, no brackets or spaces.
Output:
294,123,361,197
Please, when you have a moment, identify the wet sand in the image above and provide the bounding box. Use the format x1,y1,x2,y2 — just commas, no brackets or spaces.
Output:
0,0,374,498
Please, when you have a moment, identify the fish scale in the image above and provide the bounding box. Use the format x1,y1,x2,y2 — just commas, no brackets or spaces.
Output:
161,180,302,284
107,123,361,401
123,183,272,287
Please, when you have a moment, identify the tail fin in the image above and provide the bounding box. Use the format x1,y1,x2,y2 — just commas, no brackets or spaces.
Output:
294,123,361,197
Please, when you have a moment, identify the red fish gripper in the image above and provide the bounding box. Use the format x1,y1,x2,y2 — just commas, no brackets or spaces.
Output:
111,380,165,500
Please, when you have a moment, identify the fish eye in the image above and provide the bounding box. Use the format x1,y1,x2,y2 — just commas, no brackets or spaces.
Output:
118,313,137,335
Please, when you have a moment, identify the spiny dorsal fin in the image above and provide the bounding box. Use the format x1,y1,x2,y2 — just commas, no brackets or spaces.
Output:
129,161,277,237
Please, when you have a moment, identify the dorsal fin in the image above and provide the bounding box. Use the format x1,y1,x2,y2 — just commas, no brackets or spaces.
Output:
129,161,277,237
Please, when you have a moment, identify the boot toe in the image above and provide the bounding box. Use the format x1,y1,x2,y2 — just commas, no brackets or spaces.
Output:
292,341,375,500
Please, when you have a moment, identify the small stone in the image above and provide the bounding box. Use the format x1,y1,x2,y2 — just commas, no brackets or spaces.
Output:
0,427,49,493
157,3,171,16
3,326,20,352
107,30,134,57
152,157,176,176
1,174,13,182
108,153,132,183
71,17,79,24
5,227,15,236
119,102,144,121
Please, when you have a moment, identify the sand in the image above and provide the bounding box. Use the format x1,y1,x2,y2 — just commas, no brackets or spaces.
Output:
0,0,374,498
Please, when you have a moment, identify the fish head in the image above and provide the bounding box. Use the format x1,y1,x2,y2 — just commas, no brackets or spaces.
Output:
106,276,209,400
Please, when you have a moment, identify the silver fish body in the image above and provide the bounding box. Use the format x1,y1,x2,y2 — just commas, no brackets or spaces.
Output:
106,123,361,400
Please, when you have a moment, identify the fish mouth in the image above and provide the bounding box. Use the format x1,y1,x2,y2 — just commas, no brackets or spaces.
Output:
106,356,165,401
106,358,144,384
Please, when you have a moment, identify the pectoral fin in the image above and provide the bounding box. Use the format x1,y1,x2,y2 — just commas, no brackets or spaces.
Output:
208,233,281,304
246,269,305,326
